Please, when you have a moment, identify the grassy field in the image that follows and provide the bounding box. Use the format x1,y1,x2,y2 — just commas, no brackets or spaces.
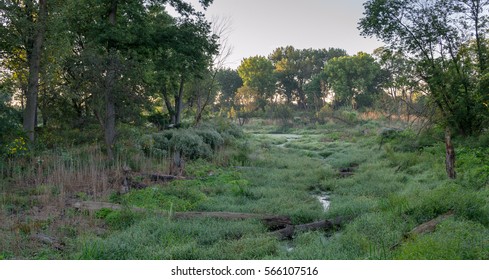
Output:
1,118,488,259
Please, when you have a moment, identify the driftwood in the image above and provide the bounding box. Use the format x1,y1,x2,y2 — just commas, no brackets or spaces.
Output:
66,200,291,230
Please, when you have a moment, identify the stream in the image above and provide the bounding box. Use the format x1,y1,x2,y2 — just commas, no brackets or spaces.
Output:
253,133,331,253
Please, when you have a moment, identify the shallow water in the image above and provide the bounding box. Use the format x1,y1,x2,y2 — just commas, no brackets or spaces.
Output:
316,193,331,212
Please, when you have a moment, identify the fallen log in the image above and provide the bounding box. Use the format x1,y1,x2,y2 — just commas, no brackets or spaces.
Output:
271,217,345,240
406,211,454,237
390,211,454,250
147,174,186,182
66,200,291,230
31,233,64,250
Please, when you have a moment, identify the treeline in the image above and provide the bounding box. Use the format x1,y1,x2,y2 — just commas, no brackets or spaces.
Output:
216,47,426,124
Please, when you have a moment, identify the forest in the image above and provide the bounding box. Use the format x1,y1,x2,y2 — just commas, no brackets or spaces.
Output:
0,0,488,260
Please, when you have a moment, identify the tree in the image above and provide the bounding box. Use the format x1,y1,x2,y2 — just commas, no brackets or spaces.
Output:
373,47,425,122
237,56,275,111
0,0,48,142
61,0,216,158
215,68,243,115
359,0,489,179
153,13,218,127
269,46,347,108
193,16,233,125
324,52,384,109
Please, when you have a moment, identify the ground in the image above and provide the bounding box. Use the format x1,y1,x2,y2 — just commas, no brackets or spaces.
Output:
1,118,488,259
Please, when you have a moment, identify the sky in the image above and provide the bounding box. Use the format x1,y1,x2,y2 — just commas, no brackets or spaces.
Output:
184,0,383,68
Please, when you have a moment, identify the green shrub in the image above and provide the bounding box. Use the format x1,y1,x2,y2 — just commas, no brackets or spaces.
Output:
193,128,224,150
169,129,212,160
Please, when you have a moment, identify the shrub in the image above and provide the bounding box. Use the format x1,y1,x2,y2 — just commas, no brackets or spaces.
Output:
193,128,224,150
169,129,212,160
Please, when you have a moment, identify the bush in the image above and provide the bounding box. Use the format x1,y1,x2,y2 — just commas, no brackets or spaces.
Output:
169,129,212,160
193,128,224,150
0,102,25,158
138,120,243,161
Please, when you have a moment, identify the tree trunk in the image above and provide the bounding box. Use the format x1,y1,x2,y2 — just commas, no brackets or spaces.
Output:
23,0,47,142
445,128,456,179
195,74,217,125
104,0,118,160
162,84,176,125
174,76,185,126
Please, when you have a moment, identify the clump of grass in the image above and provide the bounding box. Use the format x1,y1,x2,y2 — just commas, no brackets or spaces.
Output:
75,217,272,260
402,182,489,226
396,218,489,259
123,184,207,212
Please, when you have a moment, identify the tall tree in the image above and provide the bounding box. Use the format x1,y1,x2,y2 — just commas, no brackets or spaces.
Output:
269,46,347,108
324,52,384,109
62,0,215,158
237,56,275,111
215,68,243,114
373,47,425,121
0,0,48,142
359,0,489,179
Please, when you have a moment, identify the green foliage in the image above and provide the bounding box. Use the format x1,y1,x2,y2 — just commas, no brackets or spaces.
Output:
215,68,243,112
141,122,242,160
237,56,276,111
0,98,24,158
103,210,138,230
147,112,170,130
457,147,489,189
269,46,347,107
124,184,207,212
380,128,441,152
169,129,212,160
193,127,224,150
360,0,489,135
324,52,383,109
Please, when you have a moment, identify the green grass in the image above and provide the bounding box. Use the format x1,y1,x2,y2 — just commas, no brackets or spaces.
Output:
72,120,489,259
75,217,277,260
2,118,488,259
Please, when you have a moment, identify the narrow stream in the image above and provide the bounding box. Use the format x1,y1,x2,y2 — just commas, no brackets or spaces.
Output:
254,133,331,253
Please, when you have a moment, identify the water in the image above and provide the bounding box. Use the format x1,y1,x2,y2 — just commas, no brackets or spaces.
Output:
316,193,331,212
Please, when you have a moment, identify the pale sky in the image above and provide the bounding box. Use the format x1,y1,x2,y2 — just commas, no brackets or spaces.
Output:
185,0,382,68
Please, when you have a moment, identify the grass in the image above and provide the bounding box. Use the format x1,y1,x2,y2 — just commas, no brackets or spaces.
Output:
1,118,488,259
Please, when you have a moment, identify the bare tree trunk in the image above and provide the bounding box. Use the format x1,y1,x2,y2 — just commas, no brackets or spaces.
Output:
104,0,118,160
445,127,456,179
195,73,217,125
23,0,47,142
